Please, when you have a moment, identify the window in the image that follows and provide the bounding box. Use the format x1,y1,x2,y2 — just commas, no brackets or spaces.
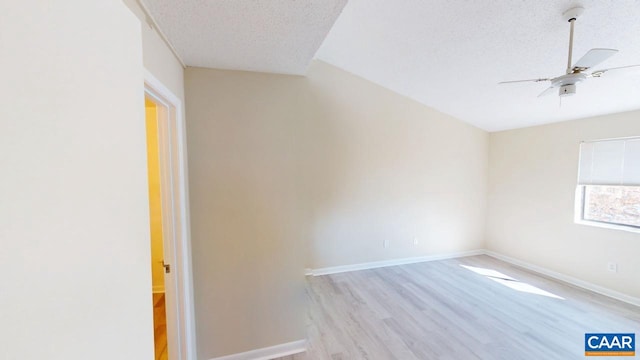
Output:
575,137,640,232
581,185,640,227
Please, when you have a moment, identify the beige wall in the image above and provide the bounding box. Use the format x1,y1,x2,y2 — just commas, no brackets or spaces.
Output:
185,60,488,358
487,110,640,299
304,62,488,269
0,1,153,359
186,67,309,359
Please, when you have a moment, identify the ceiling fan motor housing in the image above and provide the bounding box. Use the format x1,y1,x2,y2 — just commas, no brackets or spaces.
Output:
551,73,585,97
559,84,577,96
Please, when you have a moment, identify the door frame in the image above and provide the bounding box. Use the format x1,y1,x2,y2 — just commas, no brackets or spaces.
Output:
144,69,197,360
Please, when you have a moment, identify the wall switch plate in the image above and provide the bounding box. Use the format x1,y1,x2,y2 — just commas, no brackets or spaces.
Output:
383,239,389,248
607,262,618,273
413,237,419,246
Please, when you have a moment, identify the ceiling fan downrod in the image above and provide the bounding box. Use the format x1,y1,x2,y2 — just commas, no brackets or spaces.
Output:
563,6,584,74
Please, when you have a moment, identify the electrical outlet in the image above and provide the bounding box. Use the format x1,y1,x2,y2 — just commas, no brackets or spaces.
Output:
607,262,618,273
413,237,419,246
383,239,389,249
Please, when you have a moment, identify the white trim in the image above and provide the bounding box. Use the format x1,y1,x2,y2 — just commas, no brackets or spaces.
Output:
581,135,640,143
209,340,307,360
308,250,485,276
573,186,585,223
135,0,186,68
484,250,640,307
144,69,197,360
575,218,640,234
307,249,640,307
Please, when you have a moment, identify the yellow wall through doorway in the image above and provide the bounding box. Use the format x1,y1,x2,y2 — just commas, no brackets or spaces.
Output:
146,98,165,293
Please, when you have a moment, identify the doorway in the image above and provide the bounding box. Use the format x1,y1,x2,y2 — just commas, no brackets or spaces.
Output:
146,97,169,359
144,71,197,360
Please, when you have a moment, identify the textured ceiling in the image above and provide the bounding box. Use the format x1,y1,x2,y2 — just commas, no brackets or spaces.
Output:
143,0,640,131
316,0,640,131
141,0,347,75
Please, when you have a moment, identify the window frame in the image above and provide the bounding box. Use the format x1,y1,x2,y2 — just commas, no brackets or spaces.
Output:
574,184,640,234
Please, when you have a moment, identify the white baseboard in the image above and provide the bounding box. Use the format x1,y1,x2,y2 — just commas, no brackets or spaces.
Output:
306,248,640,307
209,340,306,360
484,250,640,307
308,249,485,276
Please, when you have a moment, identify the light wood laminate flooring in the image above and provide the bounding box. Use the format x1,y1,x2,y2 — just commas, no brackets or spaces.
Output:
153,292,168,360
276,255,640,360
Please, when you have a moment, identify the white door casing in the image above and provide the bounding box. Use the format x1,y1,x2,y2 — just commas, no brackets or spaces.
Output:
145,69,197,360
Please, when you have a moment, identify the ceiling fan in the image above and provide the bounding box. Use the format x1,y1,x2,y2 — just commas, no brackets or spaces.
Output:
499,6,640,97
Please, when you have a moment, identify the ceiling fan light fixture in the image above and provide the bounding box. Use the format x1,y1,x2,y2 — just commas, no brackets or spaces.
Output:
559,84,577,97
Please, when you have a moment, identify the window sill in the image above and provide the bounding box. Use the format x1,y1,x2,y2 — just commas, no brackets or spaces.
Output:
574,219,640,234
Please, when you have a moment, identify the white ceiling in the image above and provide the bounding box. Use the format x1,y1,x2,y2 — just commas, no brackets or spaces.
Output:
141,0,347,75
143,0,640,131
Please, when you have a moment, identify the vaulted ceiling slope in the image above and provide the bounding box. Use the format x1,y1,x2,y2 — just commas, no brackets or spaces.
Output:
141,0,347,75
142,0,640,131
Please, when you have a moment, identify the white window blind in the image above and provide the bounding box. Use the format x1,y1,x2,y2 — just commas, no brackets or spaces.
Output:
578,137,640,185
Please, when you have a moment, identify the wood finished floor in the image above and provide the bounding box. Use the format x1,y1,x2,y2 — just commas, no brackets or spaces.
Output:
153,293,168,360
276,255,640,360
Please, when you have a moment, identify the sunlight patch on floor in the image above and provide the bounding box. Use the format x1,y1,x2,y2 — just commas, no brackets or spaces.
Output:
460,265,564,300
460,265,515,280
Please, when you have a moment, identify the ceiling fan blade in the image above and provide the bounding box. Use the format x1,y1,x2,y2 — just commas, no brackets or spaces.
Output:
537,87,556,97
498,78,550,84
590,64,640,77
572,48,618,70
